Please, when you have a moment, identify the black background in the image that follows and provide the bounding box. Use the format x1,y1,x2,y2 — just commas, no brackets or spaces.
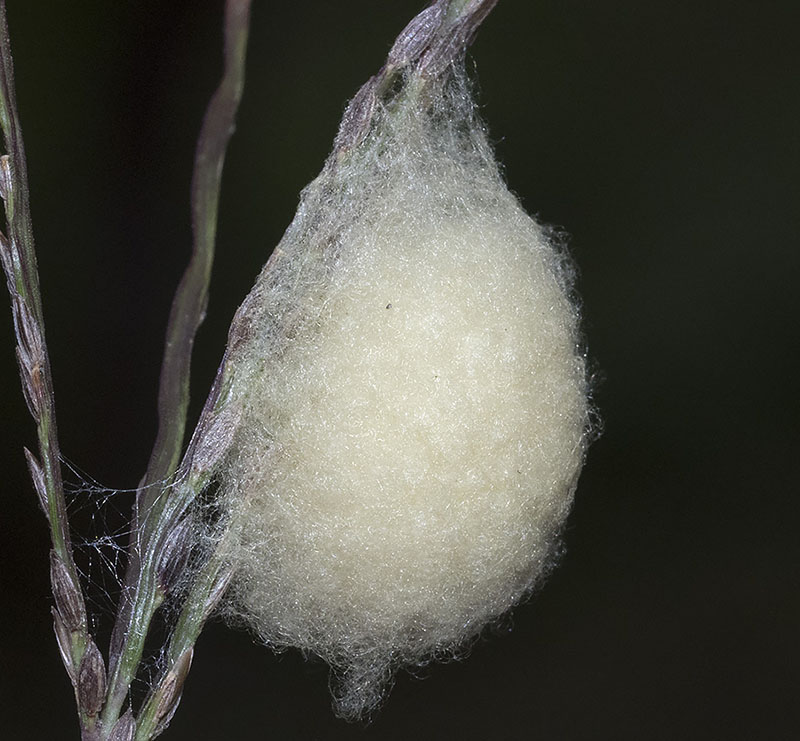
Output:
1,1,797,739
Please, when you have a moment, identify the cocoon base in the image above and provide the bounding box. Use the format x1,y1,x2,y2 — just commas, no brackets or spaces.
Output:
216,72,589,719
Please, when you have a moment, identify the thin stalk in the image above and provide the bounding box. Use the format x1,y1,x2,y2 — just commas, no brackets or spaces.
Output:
141,0,252,501
0,2,69,560
103,1,253,733
0,5,107,740
134,551,233,741
0,0,95,726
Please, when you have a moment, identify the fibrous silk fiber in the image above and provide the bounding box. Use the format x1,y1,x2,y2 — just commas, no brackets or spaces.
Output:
217,69,589,718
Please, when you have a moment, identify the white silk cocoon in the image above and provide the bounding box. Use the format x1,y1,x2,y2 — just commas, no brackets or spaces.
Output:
216,72,589,718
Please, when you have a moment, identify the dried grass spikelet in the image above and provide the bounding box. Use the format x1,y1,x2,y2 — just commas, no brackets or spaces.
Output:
212,2,590,720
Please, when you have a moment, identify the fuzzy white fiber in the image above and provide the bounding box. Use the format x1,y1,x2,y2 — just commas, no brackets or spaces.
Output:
216,71,589,718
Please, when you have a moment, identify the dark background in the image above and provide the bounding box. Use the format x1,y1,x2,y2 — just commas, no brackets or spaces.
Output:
1,1,797,739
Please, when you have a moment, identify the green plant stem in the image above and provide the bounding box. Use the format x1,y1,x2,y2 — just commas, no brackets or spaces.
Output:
102,1,252,734
0,4,99,738
0,1,69,561
134,551,232,741
141,0,252,503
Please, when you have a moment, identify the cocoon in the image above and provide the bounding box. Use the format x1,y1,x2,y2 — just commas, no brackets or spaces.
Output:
214,13,590,719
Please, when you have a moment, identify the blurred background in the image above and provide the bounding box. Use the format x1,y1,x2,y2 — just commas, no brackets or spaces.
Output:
1,1,797,738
